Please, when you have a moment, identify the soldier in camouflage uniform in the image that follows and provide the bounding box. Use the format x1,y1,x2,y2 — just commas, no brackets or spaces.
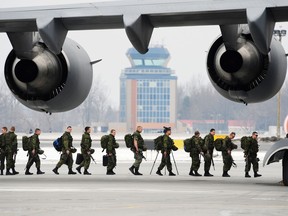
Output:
203,128,215,176
25,128,45,175
0,127,8,175
189,131,204,176
106,129,119,175
129,126,146,175
52,126,77,175
6,127,19,175
245,131,262,178
222,132,237,177
76,127,93,175
156,127,178,176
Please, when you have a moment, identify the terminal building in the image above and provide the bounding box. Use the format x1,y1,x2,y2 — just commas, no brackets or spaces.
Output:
120,46,177,132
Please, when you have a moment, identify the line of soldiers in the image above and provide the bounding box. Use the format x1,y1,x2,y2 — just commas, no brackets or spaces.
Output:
0,126,262,177
188,129,262,178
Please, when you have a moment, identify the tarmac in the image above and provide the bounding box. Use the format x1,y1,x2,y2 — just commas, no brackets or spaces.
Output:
0,156,288,216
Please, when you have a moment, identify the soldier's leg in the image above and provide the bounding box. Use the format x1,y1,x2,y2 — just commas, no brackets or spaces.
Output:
0,152,5,174
252,156,261,177
25,154,34,175
35,155,44,175
5,152,13,175
56,153,68,168
204,152,212,172
107,155,115,172
133,152,142,169
83,154,91,170
157,154,166,171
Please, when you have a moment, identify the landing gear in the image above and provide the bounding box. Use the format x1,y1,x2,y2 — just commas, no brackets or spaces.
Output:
282,151,288,186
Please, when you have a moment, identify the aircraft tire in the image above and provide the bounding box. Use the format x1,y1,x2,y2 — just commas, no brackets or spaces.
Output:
283,151,288,186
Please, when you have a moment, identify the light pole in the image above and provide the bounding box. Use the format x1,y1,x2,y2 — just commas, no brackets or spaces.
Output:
273,29,286,138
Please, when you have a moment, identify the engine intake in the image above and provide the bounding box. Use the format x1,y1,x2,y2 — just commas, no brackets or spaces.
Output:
207,34,287,104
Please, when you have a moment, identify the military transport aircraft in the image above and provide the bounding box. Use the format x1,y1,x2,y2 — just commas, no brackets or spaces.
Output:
1,0,288,184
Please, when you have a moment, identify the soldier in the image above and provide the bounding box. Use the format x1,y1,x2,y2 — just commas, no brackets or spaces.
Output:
106,129,119,175
222,132,237,177
245,132,262,178
76,126,93,175
129,126,146,175
203,128,215,176
52,126,77,175
6,126,19,175
156,127,178,176
0,127,8,175
25,128,45,175
189,131,204,176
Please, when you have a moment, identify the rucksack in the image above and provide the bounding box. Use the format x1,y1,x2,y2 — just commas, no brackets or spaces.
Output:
241,136,250,150
154,135,164,151
183,138,192,152
53,137,63,152
124,134,133,148
100,135,109,150
22,136,30,151
214,138,224,151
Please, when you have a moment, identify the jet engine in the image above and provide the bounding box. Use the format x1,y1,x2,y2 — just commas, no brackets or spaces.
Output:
207,34,287,104
4,38,93,113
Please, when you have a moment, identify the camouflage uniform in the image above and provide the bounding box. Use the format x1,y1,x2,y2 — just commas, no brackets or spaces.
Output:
222,136,237,175
245,137,259,173
79,132,92,171
203,133,214,174
106,134,119,174
56,131,75,170
25,134,44,174
132,131,146,168
0,133,8,175
6,132,18,174
190,136,202,175
157,135,177,175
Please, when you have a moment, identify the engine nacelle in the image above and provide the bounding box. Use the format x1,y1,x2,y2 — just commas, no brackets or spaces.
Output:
207,35,287,104
5,38,93,113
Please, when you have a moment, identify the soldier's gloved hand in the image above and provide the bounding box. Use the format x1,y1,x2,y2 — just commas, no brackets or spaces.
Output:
66,150,70,155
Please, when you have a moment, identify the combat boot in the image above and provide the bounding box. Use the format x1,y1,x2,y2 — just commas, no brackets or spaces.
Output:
25,169,33,175
169,171,176,176
129,166,135,175
106,170,115,175
156,169,163,176
204,171,213,177
52,167,59,175
254,172,262,178
84,169,91,175
222,171,230,177
189,170,194,176
12,168,19,175
245,172,251,178
6,169,14,175
135,168,143,176
194,171,202,177
76,166,82,174
37,168,45,175
68,168,77,175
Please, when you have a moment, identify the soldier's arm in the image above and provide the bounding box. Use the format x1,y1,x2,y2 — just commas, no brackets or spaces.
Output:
107,136,113,154
62,135,70,151
12,135,18,152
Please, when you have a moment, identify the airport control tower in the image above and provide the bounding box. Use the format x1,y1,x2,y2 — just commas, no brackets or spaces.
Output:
120,46,177,132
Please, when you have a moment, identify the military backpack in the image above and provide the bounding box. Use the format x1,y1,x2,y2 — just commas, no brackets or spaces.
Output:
100,135,109,150
124,134,133,148
154,135,164,151
53,137,63,152
184,138,192,152
240,136,249,150
22,136,30,151
214,138,224,151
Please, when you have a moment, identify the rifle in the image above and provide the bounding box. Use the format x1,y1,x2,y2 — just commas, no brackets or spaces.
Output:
211,156,215,170
90,155,97,164
139,151,147,161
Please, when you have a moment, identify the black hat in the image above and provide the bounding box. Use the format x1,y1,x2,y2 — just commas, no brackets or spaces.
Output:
163,126,171,133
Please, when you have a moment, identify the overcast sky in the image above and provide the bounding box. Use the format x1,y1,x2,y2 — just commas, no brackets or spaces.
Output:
1,0,288,109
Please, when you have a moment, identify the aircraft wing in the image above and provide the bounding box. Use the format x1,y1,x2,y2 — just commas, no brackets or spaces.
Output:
1,0,288,54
